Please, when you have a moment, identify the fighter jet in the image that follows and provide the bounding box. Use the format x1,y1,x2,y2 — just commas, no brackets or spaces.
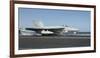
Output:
24,20,79,35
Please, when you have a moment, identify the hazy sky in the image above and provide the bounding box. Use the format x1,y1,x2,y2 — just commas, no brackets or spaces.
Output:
18,8,91,32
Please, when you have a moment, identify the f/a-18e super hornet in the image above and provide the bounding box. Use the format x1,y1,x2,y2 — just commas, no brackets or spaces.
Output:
21,20,79,35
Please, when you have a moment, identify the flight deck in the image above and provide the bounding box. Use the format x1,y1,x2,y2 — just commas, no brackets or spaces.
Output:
19,33,90,50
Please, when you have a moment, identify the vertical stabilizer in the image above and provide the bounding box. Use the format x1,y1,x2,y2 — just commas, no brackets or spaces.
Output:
33,20,44,28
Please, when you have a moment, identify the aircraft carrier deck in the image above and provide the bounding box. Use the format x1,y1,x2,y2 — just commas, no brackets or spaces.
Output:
19,33,90,50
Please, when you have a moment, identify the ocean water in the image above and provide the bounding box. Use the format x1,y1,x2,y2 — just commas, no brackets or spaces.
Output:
62,32,90,37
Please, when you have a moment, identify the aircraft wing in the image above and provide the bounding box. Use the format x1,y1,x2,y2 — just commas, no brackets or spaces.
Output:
26,28,64,31
26,27,64,34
